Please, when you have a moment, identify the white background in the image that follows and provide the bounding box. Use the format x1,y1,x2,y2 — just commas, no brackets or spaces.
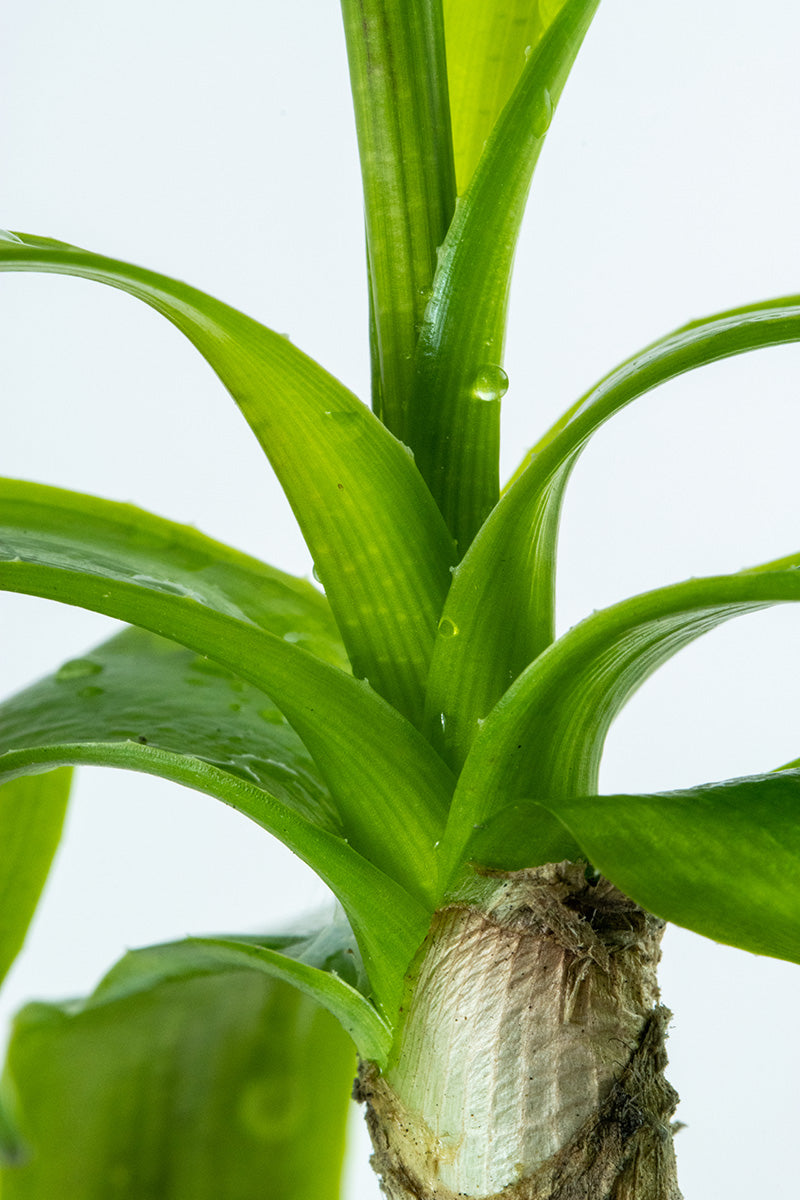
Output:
2,1,800,1195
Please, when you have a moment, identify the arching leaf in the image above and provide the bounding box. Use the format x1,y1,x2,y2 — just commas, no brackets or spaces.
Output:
540,771,800,966
440,559,800,881
0,480,454,910
427,296,800,770
0,941,357,1196
0,232,456,724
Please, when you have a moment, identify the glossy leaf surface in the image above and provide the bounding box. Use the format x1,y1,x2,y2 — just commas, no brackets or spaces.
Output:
444,0,568,191
0,641,433,1020
90,929,391,1064
410,0,600,551
428,296,800,770
0,480,453,909
0,627,338,833
0,232,456,724
543,771,800,965
0,944,356,1197
441,560,800,880
341,0,455,440
0,770,70,990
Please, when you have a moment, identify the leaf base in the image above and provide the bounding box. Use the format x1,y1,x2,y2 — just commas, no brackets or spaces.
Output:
356,862,682,1199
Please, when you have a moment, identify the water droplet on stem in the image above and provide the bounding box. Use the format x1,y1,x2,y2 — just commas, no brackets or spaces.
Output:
471,364,509,402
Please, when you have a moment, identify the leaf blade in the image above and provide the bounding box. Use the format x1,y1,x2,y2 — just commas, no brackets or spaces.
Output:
1,948,356,1197
542,771,800,966
0,233,456,723
441,561,800,880
340,0,455,440
428,295,800,770
0,481,454,910
0,770,71,991
444,0,569,192
410,0,601,551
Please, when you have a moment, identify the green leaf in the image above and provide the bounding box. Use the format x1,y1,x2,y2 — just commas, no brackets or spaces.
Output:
440,558,800,881
444,0,569,192
0,627,340,834
340,0,455,441
0,625,427,1002
0,770,71,990
540,771,800,966
0,477,348,671
0,944,356,1197
409,0,601,552
89,930,391,1064
0,232,456,724
0,480,454,911
428,295,800,770
460,800,582,874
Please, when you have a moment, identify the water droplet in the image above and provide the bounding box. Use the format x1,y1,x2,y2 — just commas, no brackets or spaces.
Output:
129,573,193,598
531,87,553,138
259,708,285,724
283,631,306,645
471,364,509,402
77,685,103,699
0,230,23,244
439,712,447,732
229,702,241,712
56,658,103,682
437,616,459,639
312,564,323,584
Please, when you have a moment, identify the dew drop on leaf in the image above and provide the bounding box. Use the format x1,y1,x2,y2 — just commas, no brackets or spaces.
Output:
471,364,509,402
531,87,553,138
259,708,285,724
437,616,459,639
55,658,103,682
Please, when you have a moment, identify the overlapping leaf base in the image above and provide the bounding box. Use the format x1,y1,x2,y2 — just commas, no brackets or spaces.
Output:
357,864,681,1200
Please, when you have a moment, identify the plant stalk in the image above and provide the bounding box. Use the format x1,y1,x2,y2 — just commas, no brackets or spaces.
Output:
339,0,456,444
356,862,682,1199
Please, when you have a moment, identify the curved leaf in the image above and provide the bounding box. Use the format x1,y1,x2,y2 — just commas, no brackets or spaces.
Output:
444,0,569,192
409,0,601,551
428,296,800,769
0,770,71,991
340,0,455,439
0,480,454,908
0,232,456,724
0,626,431,1015
541,771,800,966
0,944,356,1196
90,935,391,1064
440,559,800,881
460,800,582,874
0,627,339,833
0,478,347,669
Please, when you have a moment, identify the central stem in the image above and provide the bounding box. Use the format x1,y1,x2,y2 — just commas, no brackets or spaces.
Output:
357,862,682,1199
